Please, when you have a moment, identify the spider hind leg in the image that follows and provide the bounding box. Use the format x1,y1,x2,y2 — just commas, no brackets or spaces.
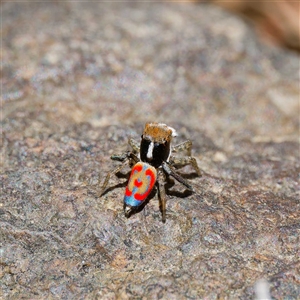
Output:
99,152,139,196
157,170,167,223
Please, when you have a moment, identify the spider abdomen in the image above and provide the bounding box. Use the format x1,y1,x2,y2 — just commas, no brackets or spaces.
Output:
124,162,157,216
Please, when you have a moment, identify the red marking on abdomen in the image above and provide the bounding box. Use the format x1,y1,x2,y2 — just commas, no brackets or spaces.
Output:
132,164,143,173
134,179,143,188
134,168,156,201
134,192,146,201
145,169,156,188
125,186,132,197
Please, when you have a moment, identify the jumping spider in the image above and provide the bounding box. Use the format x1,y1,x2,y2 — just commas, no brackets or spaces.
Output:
100,122,200,223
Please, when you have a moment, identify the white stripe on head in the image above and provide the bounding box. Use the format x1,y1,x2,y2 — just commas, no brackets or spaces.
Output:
146,141,154,160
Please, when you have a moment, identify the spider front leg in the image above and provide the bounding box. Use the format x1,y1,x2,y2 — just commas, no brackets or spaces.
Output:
172,140,193,156
128,138,140,154
99,151,139,196
157,170,167,223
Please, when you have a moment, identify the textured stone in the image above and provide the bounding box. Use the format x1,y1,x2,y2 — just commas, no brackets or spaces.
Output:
1,1,299,299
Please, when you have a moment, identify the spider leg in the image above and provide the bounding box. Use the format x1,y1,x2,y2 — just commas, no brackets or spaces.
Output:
169,155,201,176
110,153,129,162
162,162,194,192
99,152,139,196
172,140,192,156
157,170,167,223
111,151,139,164
99,159,129,196
128,138,140,154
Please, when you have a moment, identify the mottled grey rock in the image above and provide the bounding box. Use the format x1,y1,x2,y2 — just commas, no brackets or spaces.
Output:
1,1,299,299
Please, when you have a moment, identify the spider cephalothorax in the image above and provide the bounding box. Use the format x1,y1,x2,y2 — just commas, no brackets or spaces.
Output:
100,122,200,223
140,123,176,168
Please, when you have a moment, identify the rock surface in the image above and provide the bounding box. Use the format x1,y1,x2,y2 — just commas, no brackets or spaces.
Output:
1,2,299,299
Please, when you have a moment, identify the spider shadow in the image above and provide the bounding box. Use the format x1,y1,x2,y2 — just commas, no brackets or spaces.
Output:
164,178,194,198
98,170,130,197
172,167,200,180
99,181,127,197
165,166,200,197
126,177,194,220
98,168,196,219
124,187,157,218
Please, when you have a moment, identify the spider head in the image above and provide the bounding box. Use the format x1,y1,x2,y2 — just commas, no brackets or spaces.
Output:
140,122,177,168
